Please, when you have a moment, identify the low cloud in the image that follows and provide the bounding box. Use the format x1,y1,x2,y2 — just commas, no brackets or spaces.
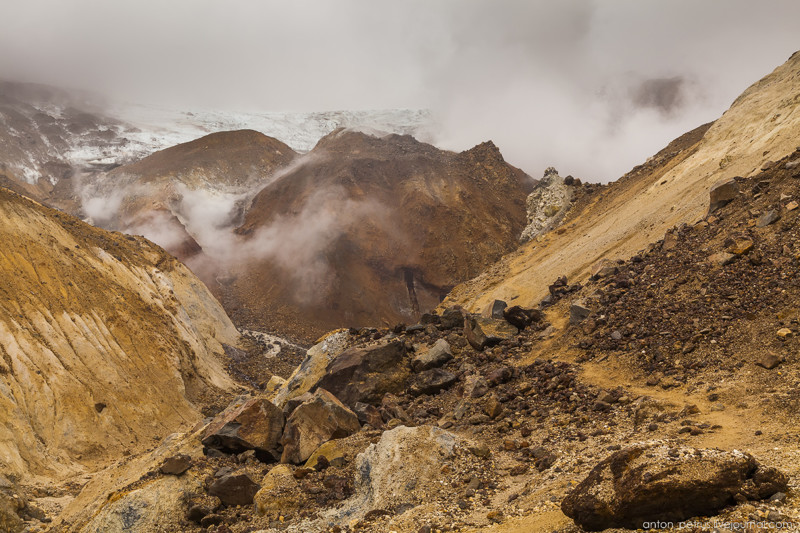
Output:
3,1,799,183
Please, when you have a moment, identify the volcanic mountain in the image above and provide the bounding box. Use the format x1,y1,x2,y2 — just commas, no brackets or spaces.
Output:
81,129,298,266
225,129,533,340
92,128,533,341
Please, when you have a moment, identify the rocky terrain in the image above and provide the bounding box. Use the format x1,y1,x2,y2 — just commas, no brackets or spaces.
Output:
2,48,800,533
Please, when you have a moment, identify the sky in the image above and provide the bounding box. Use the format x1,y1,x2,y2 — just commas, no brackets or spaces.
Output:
2,1,800,181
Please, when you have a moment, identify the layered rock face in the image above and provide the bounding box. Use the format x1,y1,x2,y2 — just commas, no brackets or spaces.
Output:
0,187,239,481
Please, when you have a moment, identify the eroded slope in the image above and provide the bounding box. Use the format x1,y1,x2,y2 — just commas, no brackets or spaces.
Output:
445,50,800,313
0,187,239,482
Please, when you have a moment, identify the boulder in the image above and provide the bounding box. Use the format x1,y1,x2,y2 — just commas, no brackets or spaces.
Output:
591,259,618,278
159,454,192,475
410,368,458,396
708,178,739,213
708,251,736,266
201,396,284,460
464,314,489,350
271,330,351,408
569,301,591,324
727,239,754,255
335,426,458,521
253,464,300,518
411,339,453,372
756,353,783,370
304,439,348,470
439,306,465,329
281,389,361,464
502,305,542,330
463,375,489,398
208,473,260,506
316,340,409,407
561,444,788,531
482,299,507,319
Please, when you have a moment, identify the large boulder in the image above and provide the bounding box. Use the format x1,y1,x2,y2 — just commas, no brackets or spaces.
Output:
333,426,458,522
200,396,284,460
281,389,361,464
271,330,351,408
315,340,409,407
708,178,739,214
562,444,788,531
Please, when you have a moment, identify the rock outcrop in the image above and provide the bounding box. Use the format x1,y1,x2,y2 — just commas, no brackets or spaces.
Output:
519,167,576,243
562,444,788,531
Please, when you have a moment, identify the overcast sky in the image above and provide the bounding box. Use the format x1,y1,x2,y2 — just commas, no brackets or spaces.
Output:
2,0,799,181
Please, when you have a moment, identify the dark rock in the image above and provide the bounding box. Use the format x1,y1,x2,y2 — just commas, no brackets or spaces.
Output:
419,313,440,325
411,339,453,372
201,396,284,460
503,305,542,330
208,473,260,506
439,307,465,329
316,340,409,407
281,389,361,464
708,178,739,214
464,314,489,350
484,299,507,319
353,402,384,428
283,392,314,417
570,301,591,324
159,454,192,475
186,504,210,524
411,368,457,396
561,444,788,531
486,366,513,386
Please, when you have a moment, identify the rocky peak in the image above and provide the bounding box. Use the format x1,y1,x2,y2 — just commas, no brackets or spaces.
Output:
519,167,577,243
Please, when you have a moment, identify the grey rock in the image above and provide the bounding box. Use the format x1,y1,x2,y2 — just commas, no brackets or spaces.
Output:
757,210,780,227
410,368,457,396
708,178,739,213
411,339,453,372
570,301,591,324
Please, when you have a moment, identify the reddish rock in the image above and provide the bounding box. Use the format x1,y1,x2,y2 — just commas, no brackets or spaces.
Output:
201,396,284,460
